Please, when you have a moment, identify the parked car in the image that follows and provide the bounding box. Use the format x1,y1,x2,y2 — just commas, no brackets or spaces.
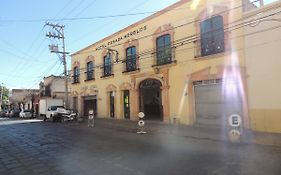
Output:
44,106,77,122
19,110,33,118
0,109,9,117
9,109,21,117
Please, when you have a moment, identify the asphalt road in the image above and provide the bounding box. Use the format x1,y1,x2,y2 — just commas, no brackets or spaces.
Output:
0,118,280,175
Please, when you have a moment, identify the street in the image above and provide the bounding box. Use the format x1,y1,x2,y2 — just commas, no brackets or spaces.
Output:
0,118,280,175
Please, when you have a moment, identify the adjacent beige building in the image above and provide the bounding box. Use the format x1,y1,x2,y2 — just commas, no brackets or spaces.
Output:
39,75,72,107
243,0,281,133
9,89,40,111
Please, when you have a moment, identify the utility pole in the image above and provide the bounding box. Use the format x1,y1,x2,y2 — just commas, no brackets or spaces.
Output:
45,22,69,108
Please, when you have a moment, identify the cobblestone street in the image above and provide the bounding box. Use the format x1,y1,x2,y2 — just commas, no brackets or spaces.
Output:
0,118,280,175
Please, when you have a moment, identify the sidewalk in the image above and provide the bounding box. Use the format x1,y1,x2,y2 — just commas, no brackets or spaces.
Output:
36,115,281,147
79,117,281,147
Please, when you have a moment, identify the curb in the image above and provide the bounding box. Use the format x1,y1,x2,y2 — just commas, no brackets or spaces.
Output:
90,118,281,147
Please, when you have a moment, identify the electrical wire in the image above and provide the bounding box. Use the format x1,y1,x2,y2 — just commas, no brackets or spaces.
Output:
68,0,150,47
8,1,77,78
69,7,281,75
52,0,75,20
26,60,61,90
16,1,83,82
70,0,263,56
0,7,202,23
68,19,281,78
71,35,280,82
0,0,268,89
76,32,281,79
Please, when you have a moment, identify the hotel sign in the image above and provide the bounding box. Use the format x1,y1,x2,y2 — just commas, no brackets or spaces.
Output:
95,25,147,51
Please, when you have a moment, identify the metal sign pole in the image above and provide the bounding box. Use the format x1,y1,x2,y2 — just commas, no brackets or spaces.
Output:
228,114,242,142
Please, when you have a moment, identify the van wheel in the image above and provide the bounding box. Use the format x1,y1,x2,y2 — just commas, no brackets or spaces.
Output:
43,116,46,122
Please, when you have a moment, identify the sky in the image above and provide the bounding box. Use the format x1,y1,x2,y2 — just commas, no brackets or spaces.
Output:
0,0,278,90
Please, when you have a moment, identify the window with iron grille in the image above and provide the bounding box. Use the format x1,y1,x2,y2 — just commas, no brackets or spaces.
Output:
126,46,137,72
104,54,112,76
200,15,224,57
156,34,172,65
86,61,94,80
73,66,80,83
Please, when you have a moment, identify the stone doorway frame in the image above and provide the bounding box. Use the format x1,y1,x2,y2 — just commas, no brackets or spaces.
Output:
130,69,170,122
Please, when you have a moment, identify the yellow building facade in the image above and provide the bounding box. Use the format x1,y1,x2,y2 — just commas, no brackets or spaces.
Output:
71,0,252,129
243,1,281,133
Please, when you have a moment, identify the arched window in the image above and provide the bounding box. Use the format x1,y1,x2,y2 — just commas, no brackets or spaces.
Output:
86,61,94,80
73,66,80,83
156,34,171,65
126,46,137,72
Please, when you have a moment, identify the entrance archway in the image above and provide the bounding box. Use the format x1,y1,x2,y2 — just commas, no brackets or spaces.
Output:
83,96,97,116
139,79,162,120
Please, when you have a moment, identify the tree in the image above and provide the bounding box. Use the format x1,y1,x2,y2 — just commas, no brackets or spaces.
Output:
0,85,9,110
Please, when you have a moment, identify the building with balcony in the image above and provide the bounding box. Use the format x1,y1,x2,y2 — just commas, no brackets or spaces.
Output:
70,0,251,129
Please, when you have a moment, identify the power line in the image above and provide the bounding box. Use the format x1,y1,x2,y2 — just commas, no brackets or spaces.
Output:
11,27,47,76
75,5,274,66
45,22,69,108
26,60,61,90
0,7,193,23
70,0,263,56
7,0,75,78
52,0,75,20
68,0,151,47
53,0,87,24
0,0,264,89
70,0,99,20
72,32,281,79
0,1,81,90
0,48,50,63
68,15,281,76
7,60,60,92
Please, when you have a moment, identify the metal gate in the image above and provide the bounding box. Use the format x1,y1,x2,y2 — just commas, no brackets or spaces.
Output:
194,80,243,127
83,96,97,117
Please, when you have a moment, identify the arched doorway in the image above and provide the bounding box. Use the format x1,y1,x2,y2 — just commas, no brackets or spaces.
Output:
139,79,163,120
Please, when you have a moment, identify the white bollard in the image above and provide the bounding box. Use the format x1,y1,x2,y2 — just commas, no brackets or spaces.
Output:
137,112,146,134
88,109,94,127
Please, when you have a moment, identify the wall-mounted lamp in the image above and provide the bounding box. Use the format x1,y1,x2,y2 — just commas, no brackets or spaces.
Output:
107,48,119,63
154,67,160,74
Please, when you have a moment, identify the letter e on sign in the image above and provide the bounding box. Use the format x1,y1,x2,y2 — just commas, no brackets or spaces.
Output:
228,114,242,127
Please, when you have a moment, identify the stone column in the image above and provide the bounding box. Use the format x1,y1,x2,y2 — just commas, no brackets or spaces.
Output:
161,69,170,123
161,87,170,123
130,89,139,121
78,96,83,118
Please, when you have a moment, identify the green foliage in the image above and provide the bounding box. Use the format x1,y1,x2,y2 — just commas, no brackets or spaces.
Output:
0,85,9,109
